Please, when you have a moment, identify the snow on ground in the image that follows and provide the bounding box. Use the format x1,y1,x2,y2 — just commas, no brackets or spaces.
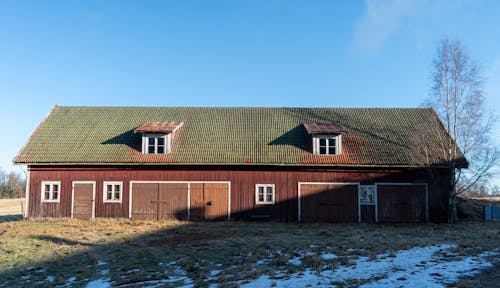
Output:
78,244,494,288
85,278,112,288
320,252,338,260
241,244,495,288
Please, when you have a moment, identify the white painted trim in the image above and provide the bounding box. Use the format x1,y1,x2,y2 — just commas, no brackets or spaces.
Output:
129,181,231,220
103,181,123,203
375,182,429,223
255,184,275,205
24,169,30,218
297,182,301,223
357,183,361,223
228,183,231,221
71,181,96,219
374,184,379,222
297,182,360,222
187,183,191,220
40,181,61,203
312,134,341,155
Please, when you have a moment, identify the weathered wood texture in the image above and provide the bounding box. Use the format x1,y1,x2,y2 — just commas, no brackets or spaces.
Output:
72,183,93,220
300,184,358,222
377,184,426,222
26,166,449,222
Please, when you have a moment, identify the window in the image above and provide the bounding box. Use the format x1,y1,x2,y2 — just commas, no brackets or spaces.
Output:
141,134,170,154
255,184,275,204
360,185,376,205
314,135,341,155
147,135,166,154
41,181,61,202
103,181,122,203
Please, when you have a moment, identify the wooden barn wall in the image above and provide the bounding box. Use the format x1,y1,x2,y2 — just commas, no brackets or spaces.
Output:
27,166,449,222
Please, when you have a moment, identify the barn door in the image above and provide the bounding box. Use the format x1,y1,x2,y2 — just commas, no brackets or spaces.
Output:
131,182,189,220
299,183,359,222
190,183,229,221
376,183,427,223
72,182,95,220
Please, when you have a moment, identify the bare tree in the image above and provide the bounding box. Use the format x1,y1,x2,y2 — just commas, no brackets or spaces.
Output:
425,38,498,222
0,167,26,198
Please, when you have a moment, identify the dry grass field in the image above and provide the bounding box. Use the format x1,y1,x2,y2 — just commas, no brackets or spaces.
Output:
0,197,499,287
0,219,498,287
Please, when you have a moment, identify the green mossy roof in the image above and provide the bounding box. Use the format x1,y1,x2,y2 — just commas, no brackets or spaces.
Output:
14,106,458,167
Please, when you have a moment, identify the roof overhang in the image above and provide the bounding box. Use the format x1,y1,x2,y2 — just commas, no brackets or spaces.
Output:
134,121,184,134
303,122,347,135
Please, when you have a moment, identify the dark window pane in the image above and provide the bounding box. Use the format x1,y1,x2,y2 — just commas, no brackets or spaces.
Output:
319,147,327,154
115,192,120,200
329,147,336,155
148,146,155,153
319,138,326,146
157,146,165,154
107,192,112,200
107,185,112,193
45,192,50,199
53,185,58,192
53,192,58,200
45,184,50,192
157,137,164,145
328,138,336,146
115,185,120,192
148,137,155,145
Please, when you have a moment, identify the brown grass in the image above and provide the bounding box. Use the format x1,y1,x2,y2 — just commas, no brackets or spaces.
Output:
0,219,498,287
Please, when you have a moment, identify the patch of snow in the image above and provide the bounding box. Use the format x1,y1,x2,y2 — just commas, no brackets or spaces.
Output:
97,260,108,266
256,260,267,265
99,269,110,276
240,244,495,288
46,275,55,282
67,277,76,282
320,253,338,260
20,275,30,281
85,278,111,288
210,269,222,276
288,257,302,266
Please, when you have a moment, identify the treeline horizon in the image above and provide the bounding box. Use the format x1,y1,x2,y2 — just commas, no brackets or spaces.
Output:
0,167,25,198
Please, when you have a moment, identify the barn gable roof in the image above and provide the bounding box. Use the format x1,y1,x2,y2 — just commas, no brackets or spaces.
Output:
13,106,466,167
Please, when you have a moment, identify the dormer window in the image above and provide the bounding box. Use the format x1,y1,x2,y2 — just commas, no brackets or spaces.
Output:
317,135,339,155
135,121,183,154
303,122,346,156
147,134,167,154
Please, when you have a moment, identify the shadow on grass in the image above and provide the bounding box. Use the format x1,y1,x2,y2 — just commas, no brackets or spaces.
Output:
0,214,23,223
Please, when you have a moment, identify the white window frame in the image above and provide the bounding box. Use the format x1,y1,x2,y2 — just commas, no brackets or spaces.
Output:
103,181,123,203
313,134,342,155
41,181,61,203
142,133,171,154
255,184,275,205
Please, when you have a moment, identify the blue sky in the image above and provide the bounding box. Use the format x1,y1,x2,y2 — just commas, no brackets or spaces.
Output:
1,0,499,177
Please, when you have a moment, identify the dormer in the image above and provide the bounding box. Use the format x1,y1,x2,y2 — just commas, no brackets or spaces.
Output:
303,123,347,155
134,121,184,154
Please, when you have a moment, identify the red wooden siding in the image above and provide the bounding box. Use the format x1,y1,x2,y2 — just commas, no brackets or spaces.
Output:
26,166,447,222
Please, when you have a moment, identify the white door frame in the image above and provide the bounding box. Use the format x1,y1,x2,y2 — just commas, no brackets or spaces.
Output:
71,181,96,219
129,181,231,220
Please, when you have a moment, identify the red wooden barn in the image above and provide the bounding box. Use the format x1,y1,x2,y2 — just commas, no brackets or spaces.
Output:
14,106,466,222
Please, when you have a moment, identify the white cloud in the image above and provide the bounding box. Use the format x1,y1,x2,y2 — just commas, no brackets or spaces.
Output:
352,0,469,53
352,0,424,53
